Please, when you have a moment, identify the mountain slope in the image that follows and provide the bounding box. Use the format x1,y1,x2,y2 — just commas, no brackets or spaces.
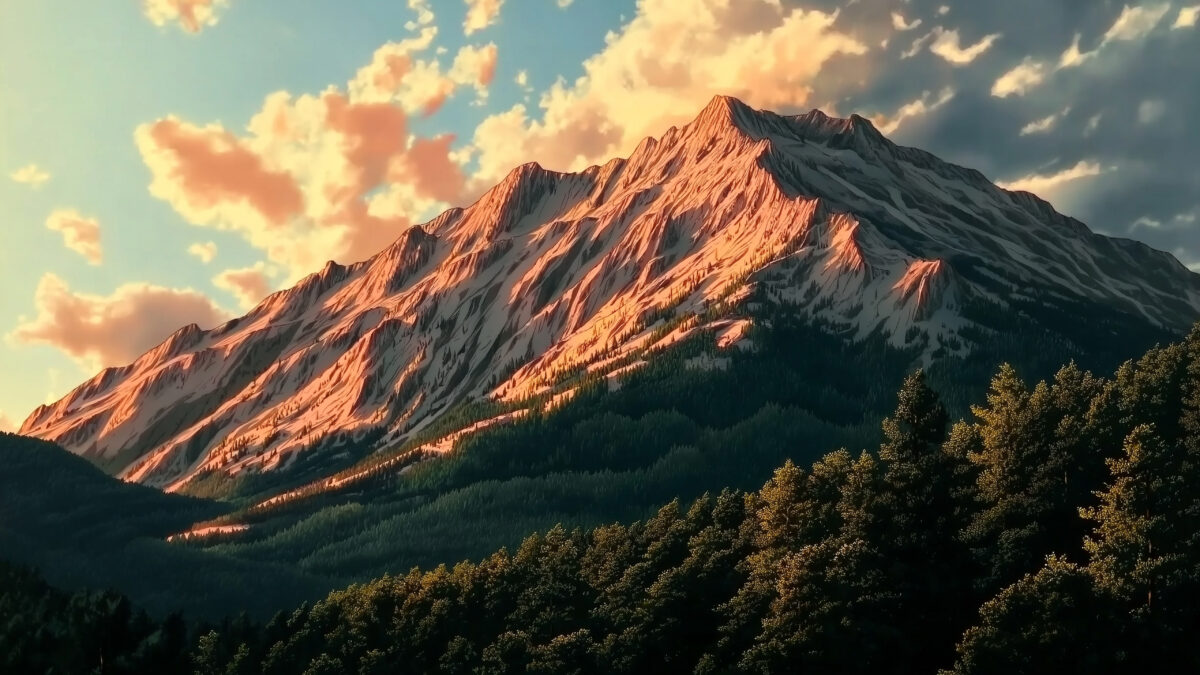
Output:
21,96,1200,489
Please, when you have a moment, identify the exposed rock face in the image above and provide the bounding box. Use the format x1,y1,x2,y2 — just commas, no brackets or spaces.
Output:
22,95,1200,488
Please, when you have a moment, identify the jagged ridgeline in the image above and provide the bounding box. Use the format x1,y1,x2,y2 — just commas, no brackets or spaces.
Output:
19,96,1199,495
7,328,1199,674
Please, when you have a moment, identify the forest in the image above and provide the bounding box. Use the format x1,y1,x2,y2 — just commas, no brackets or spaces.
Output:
4,324,1198,673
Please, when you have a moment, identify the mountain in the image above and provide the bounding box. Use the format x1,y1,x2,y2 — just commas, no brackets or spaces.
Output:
20,95,1200,490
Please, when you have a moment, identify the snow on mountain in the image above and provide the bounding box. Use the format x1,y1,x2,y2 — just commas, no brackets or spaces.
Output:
21,95,1200,488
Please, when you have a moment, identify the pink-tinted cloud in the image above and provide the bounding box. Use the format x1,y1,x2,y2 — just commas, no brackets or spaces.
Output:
10,274,231,370
143,0,229,33
214,263,273,309
45,209,103,265
136,117,305,230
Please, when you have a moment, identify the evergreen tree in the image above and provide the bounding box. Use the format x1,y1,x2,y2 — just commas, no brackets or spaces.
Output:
1083,424,1200,667
947,556,1119,675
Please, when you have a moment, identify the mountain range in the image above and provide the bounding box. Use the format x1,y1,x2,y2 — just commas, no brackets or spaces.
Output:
20,95,1200,495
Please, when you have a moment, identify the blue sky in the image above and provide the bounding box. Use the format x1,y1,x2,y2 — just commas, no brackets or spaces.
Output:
2,0,1198,429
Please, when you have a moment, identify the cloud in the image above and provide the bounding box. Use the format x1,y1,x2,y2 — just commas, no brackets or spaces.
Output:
136,11,477,281
464,0,504,35
45,209,103,265
557,0,574,7
214,263,273,310
406,0,435,30
891,12,922,31
1061,3,1172,68
10,274,231,371
135,117,305,232
450,43,499,103
468,0,867,185
1137,98,1167,124
996,160,1107,196
1175,5,1200,28
188,241,218,263
0,410,15,433
143,0,229,34
928,27,1002,65
10,164,50,187
991,57,1047,97
1019,107,1070,136
871,87,956,135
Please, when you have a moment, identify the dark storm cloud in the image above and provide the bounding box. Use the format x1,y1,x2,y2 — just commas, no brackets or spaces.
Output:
782,0,1200,269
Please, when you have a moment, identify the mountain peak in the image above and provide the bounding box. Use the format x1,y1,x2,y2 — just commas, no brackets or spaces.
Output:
22,95,1200,490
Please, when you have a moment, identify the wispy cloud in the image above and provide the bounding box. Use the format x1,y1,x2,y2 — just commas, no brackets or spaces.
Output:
45,209,103,265
10,164,50,187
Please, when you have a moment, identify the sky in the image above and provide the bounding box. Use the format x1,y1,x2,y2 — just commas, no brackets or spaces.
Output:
1,0,1198,431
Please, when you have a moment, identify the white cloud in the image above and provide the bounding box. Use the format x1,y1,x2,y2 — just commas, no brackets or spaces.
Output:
991,57,1047,97
996,160,1107,196
45,209,103,265
1019,107,1070,136
1174,5,1200,28
406,0,435,30
0,410,16,433
188,241,218,263
10,274,231,371
468,0,867,186
10,164,50,187
871,87,955,135
1061,3,1172,68
464,0,504,35
143,0,229,33
557,0,574,7
891,12,922,31
1084,113,1103,135
927,27,1002,65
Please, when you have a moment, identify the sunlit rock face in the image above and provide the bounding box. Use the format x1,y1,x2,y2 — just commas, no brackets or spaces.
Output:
22,95,1200,488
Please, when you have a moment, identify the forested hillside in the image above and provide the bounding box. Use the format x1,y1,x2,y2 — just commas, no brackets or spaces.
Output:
0,433,329,619
171,324,1200,673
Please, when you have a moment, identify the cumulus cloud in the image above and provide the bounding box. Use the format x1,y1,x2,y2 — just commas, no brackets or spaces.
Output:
0,410,15,433
136,9,482,281
1175,5,1200,28
996,160,1107,196
450,43,500,103
468,0,867,186
214,263,273,310
871,87,956,135
991,57,1048,97
45,209,103,265
10,274,231,371
143,0,229,33
188,241,218,263
464,0,504,35
10,164,50,187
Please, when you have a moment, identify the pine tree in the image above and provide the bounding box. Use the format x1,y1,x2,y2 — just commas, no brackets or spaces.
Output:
948,555,1119,675
1083,424,1200,667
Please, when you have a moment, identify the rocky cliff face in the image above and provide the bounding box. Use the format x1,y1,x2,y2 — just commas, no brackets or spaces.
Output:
22,95,1200,488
